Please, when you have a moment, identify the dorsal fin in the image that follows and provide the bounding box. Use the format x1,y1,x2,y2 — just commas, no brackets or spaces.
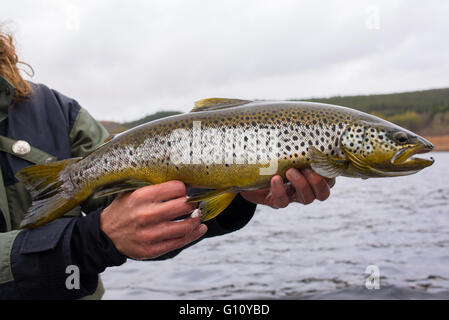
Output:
103,135,115,143
191,98,252,112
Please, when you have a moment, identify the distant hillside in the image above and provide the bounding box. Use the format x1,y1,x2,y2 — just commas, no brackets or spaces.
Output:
301,87,449,135
302,88,449,116
123,111,183,129
99,121,128,134
100,111,182,134
101,87,449,138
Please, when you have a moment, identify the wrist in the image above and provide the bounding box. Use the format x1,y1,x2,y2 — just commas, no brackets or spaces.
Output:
73,209,127,271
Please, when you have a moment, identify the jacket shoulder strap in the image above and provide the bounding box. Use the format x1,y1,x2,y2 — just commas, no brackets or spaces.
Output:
0,135,57,164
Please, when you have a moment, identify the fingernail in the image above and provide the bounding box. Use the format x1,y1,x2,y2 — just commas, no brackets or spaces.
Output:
273,177,282,186
191,209,201,219
199,224,207,234
288,169,301,180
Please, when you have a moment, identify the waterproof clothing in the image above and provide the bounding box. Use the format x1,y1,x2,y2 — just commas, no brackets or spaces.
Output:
0,76,256,299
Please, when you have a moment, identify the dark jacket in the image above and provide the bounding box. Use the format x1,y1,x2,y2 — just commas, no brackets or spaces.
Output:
0,75,256,299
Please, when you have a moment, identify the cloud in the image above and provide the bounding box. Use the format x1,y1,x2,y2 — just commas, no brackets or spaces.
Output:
2,0,449,121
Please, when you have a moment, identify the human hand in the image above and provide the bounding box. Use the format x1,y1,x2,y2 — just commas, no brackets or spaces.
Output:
100,181,208,260
241,168,335,209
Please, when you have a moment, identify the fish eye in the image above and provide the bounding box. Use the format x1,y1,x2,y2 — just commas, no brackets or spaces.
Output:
393,132,408,144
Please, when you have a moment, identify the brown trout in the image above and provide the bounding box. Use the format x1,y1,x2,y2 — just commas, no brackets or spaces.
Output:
16,98,434,228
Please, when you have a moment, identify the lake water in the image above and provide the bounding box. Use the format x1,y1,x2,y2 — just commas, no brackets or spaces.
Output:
101,152,449,300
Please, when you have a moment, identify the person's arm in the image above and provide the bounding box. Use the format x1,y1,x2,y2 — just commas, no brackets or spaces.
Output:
1,180,203,299
0,230,21,298
0,212,125,299
0,104,253,298
148,192,257,261
0,105,120,299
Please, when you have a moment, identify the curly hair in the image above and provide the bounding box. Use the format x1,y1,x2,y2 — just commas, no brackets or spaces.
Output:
0,26,34,101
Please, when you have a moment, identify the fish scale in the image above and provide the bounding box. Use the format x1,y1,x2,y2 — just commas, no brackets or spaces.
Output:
16,98,434,228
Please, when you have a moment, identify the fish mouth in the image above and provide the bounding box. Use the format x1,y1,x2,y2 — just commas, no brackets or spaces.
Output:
390,143,435,168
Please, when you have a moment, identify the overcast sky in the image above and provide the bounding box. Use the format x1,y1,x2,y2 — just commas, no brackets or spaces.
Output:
2,0,448,122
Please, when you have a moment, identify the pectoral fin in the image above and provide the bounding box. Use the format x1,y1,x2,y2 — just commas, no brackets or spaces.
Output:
310,147,349,178
187,188,237,221
93,180,152,198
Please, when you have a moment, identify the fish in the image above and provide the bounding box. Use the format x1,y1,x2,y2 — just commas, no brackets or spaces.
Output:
16,98,434,229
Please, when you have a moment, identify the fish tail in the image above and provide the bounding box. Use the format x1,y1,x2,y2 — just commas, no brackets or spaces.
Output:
16,158,82,229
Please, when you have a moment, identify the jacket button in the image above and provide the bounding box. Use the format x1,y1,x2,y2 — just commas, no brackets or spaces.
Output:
12,140,31,155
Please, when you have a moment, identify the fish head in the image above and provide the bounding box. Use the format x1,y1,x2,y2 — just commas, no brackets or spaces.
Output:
340,119,434,178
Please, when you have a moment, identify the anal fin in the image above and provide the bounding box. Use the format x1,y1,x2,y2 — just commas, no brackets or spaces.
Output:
187,188,237,221
187,188,229,202
199,192,237,221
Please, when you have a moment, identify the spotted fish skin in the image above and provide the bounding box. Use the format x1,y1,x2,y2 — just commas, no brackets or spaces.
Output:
16,99,434,228
66,102,356,190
